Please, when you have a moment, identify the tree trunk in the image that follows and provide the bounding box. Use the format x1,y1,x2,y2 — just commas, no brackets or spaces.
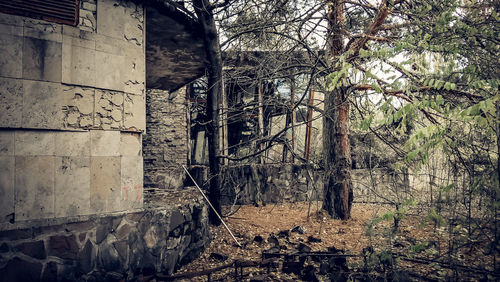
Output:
257,81,264,164
291,77,296,163
193,0,222,225
323,0,353,220
305,89,314,161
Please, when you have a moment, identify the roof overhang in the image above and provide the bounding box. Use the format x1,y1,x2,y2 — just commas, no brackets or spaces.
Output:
144,0,207,91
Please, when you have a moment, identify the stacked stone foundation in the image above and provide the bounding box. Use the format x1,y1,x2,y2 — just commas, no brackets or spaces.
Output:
0,192,210,281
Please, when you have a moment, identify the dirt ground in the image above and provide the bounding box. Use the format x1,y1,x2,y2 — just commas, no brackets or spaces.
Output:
170,202,497,281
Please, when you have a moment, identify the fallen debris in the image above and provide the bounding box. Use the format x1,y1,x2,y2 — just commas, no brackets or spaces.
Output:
291,225,307,234
307,235,322,243
174,202,497,281
209,252,229,261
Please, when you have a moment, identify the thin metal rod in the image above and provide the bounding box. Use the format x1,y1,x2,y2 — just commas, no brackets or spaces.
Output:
182,165,242,247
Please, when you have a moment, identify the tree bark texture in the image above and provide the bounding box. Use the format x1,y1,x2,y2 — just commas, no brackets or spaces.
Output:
193,0,222,225
323,0,353,220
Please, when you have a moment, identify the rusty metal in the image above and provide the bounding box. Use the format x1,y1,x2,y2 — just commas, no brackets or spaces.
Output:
0,0,79,26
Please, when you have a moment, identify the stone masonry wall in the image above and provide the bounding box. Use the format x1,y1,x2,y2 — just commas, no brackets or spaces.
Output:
0,0,146,223
211,165,409,206
351,168,410,203
80,0,97,32
143,87,188,190
217,164,324,205
0,192,210,281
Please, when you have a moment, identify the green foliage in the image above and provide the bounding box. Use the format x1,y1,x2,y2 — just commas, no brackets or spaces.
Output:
409,242,428,254
325,63,352,91
366,198,417,236
359,115,374,131
404,123,446,165
426,208,447,227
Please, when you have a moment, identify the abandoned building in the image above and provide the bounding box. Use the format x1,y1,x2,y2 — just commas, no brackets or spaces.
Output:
0,0,434,280
0,0,210,280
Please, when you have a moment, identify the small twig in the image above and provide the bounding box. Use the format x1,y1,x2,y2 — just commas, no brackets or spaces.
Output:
182,165,242,247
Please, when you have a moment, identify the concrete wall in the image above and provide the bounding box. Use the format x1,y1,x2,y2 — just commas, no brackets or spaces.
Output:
143,87,188,190
0,192,210,280
0,0,146,224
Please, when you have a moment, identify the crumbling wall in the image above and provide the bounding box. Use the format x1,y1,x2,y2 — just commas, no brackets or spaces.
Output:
351,168,410,203
0,0,146,223
0,192,210,280
143,87,188,190
212,164,410,206
218,164,323,205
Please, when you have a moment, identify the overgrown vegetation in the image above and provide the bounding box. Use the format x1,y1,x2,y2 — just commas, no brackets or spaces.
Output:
177,0,498,279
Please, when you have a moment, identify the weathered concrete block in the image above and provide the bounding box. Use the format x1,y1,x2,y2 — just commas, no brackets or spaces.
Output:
120,132,141,156
0,156,14,223
97,0,126,40
0,12,23,26
90,130,120,156
121,156,143,209
23,80,63,128
62,42,95,87
122,48,145,95
63,36,94,54
0,130,14,155
0,22,22,35
95,34,125,55
62,26,95,48
23,18,62,42
94,90,123,129
0,77,23,127
15,156,55,220
95,51,124,91
90,156,120,213
22,37,62,82
124,7,144,46
124,93,145,131
0,26,22,78
61,85,94,128
55,131,90,157
55,157,91,217
15,130,55,156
